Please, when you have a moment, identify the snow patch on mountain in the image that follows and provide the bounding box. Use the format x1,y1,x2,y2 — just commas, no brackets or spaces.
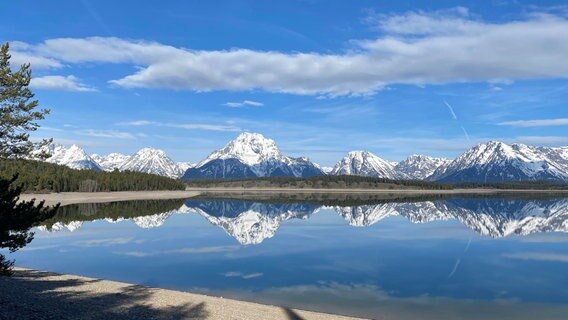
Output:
91,153,130,171
41,144,102,171
430,141,568,182
395,154,451,180
119,148,183,178
186,132,324,179
330,151,406,179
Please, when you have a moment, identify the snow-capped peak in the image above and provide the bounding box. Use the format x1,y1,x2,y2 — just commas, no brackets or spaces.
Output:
42,143,102,171
199,132,283,167
430,140,568,182
331,151,405,179
395,154,451,180
119,147,182,178
91,152,130,171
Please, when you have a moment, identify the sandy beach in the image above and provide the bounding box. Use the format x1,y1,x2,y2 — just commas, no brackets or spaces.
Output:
19,188,568,206
19,190,202,206
0,269,362,320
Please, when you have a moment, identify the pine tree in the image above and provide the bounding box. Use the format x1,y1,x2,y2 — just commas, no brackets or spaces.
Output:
0,42,58,275
0,42,51,159
0,176,58,275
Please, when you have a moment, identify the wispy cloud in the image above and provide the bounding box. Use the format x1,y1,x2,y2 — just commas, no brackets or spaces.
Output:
503,252,568,263
498,118,568,127
118,120,155,126
514,135,568,145
223,100,264,108
76,129,138,139
30,75,96,92
168,123,240,131
118,120,240,132
222,271,263,279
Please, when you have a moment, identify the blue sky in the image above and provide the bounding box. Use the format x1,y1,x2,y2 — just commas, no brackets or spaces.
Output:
2,0,568,165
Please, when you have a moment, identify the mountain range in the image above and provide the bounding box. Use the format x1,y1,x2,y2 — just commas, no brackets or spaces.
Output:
39,133,568,183
44,144,192,179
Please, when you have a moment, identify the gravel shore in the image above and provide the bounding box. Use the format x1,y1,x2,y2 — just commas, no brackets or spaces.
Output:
18,190,202,206
0,269,362,320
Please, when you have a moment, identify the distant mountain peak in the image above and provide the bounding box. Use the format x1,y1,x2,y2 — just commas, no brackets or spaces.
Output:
430,140,568,182
42,143,102,171
331,150,405,179
200,132,282,167
119,147,183,178
395,154,451,180
185,132,325,179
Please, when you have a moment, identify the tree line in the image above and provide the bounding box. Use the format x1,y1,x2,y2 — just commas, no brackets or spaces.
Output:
185,175,454,190
0,159,186,193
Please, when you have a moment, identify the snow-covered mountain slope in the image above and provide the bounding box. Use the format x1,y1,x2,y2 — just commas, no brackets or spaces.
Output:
394,155,451,180
330,151,406,179
183,132,325,179
119,148,183,178
429,141,568,183
176,162,194,173
42,144,102,171
320,166,334,174
91,153,130,171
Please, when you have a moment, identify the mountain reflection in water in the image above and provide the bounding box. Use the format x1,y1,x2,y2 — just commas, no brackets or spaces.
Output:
17,193,568,320
39,194,568,245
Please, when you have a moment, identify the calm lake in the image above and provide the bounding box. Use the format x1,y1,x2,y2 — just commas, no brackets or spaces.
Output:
12,193,568,319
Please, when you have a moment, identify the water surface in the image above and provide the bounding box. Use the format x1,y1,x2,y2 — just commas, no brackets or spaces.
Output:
10,193,568,319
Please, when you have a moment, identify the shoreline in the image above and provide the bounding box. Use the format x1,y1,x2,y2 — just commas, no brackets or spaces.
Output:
19,190,202,206
19,188,568,206
0,268,362,320
186,187,568,193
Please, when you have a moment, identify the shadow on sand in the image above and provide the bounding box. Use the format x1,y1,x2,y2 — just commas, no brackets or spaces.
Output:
0,269,209,320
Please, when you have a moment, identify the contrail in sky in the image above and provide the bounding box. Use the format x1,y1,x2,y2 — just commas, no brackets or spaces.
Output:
461,126,470,140
448,258,461,279
444,100,458,120
443,100,470,140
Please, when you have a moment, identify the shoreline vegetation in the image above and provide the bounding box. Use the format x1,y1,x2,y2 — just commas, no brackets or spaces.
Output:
185,176,568,190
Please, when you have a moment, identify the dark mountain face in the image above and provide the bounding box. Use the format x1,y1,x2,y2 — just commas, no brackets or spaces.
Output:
181,158,257,180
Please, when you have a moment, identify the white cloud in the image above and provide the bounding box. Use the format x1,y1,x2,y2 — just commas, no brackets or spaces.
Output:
76,129,137,139
498,118,568,127
31,75,96,92
117,120,156,126
119,120,240,132
223,100,264,107
514,135,568,145
222,271,263,279
169,123,241,131
12,8,568,96
503,252,568,263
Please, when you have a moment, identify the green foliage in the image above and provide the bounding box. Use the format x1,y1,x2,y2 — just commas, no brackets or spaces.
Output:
0,43,51,159
185,175,568,190
453,181,568,190
0,159,186,193
185,175,454,190
0,175,59,275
